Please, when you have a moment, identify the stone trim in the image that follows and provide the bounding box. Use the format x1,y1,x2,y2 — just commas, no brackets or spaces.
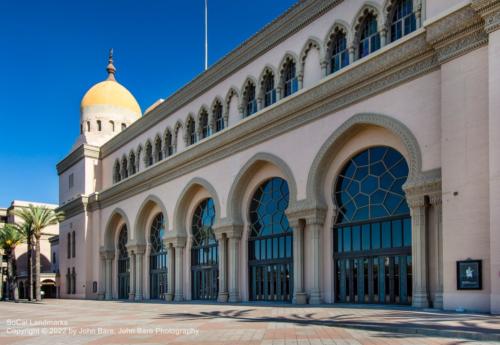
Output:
213,223,243,239
56,196,88,219
472,0,500,33
126,244,146,255
164,235,186,248
172,177,222,237
57,145,100,175
285,205,327,226
100,0,344,158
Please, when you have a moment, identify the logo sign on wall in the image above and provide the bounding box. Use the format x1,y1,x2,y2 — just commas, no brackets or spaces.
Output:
457,260,482,290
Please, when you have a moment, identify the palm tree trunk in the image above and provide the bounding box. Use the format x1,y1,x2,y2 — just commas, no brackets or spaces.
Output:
12,255,19,302
35,235,41,301
27,234,33,301
5,250,12,301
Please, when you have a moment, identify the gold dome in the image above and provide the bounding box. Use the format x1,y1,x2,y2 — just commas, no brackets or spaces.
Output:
80,50,141,116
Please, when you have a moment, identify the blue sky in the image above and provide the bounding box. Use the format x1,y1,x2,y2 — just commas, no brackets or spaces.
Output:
0,0,296,207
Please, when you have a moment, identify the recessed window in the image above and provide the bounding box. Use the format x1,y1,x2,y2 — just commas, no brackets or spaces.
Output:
121,123,126,130
262,70,276,107
359,13,380,59
86,121,91,132
165,130,173,156
213,102,224,132
282,59,298,98
110,120,115,132
97,120,102,131
68,173,74,189
329,29,349,74
390,0,416,42
187,118,197,145
200,110,209,139
244,81,257,117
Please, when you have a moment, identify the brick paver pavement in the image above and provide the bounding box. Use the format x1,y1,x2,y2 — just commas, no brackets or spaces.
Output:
0,299,499,345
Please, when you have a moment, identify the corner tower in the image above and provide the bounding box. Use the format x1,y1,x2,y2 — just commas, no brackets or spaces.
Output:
73,50,141,150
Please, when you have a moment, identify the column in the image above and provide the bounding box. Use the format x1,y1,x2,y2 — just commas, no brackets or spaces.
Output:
297,75,303,90
320,60,328,77
276,86,282,102
430,193,443,308
97,252,106,299
290,218,306,304
216,233,228,302
105,251,114,300
134,246,145,301
308,221,322,304
408,195,429,308
256,97,263,112
174,238,186,301
228,229,242,302
348,46,355,64
380,28,387,47
414,1,422,28
128,251,136,300
166,245,175,302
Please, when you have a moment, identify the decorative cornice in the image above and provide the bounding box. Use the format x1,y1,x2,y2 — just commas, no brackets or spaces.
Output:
99,0,344,158
56,144,100,175
126,244,146,255
472,0,500,33
56,195,89,219
99,247,115,260
403,171,442,204
427,5,488,63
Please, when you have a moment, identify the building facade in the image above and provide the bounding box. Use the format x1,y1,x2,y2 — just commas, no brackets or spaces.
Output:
0,201,59,299
57,0,500,313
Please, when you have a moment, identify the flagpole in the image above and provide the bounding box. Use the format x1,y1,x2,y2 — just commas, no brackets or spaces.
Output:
204,0,208,71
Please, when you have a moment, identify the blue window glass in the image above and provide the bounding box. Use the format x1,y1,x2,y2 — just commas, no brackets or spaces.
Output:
200,110,210,139
262,71,276,107
244,82,257,117
191,198,217,265
282,59,298,97
359,14,380,59
390,0,416,42
213,102,224,132
330,31,349,74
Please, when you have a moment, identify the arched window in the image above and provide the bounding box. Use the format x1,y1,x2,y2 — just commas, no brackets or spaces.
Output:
113,160,121,183
199,109,210,139
97,120,102,131
282,58,298,98
262,70,276,107
164,130,173,157
359,13,380,59
86,121,91,132
129,151,136,175
121,156,128,179
191,198,218,300
110,120,115,132
248,177,293,302
117,225,129,299
145,141,154,167
334,146,411,305
390,0,416,42
187,117,197,145
149,213,167,299
328,29,349,74
154,136,163,162
243,81,257,117
213,101,224,132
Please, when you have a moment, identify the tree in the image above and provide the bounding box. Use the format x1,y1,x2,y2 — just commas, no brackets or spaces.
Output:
0,224,25,301
14,205,64,301
17,221,34,301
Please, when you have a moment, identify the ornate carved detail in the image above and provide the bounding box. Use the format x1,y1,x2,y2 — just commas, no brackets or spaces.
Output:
285,204,327,226
213,223,243,239
99,248,115,260
126,244,146,255
472,0,500,33
164,235,186,248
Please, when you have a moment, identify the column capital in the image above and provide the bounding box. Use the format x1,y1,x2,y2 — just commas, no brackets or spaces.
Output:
213,222,243,239
403,178,441,206
472,0,500,33
100,249,115,261
285,203,327,226
126,244,146,255
165,235,186,248
428,192,442,206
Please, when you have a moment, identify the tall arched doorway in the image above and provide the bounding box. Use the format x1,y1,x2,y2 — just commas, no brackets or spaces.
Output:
149,213,167,299
334,146,412,304
117,225,130,299
248,177,293,302
191,198,218,300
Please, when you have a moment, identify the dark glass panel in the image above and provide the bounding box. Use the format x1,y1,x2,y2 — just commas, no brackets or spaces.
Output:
343,227,351,252
352,225,361,251
382,221,391,248
392,220,402,247
371,223,381,249
403,218,412,247
362,224,370,250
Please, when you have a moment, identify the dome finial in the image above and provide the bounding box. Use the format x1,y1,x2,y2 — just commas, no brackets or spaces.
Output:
106,48,116,81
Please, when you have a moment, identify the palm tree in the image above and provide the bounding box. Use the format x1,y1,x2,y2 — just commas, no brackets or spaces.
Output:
0,224,25,301
17,221,34,301
14,205,64,301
